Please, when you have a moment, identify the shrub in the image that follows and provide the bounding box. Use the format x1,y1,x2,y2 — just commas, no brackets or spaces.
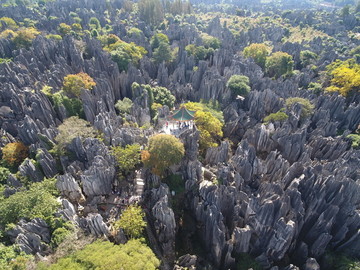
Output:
0,17,18,30
266,51,294,78
45,34,62,40
142,134,184,176
114,204,146,239
53,116,98,155
300,50,318,67
0,244,30,270
2,142,28,168
307,82,322,94
58,23,71,36
88,17,101,29
52,91,84,118
285,97,314,119
226,75,251,97
111,144,141,177
347,134,360,149
0,178,59,228
62,72,96,98
71,23,82,32
51,227,72,248
263,111,288,123
0,167,11,184
115,97,133,115
236,253,262,270
12,27,40,49
151,86,175,108
201,33,221,49
42,239,160,270
243,43,270,69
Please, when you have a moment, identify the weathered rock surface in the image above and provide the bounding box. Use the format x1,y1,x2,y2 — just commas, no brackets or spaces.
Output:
7,218,51,256
147,184,177,269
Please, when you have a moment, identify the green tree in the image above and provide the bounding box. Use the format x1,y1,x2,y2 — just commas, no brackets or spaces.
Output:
52,91,85,118
300,50,318,67
201,33,221,49
151,86,175,108
0,178,59,227
110,49,132,72
142,134,184,176
347,134,360,149
194,110,223,150
53,116,98,155
105,41,147,72
114,204,146,238
111,144,141,177
266,51,294,78
62,72,96,98
263,110,288,123
243,43,270,69
150,33,169,50
285,97,314,119
88,17,101,29
41,239,160,270
115,97,133,116
0,244,30,270
0,167,10,185
153,41,172,64
226,75,251,97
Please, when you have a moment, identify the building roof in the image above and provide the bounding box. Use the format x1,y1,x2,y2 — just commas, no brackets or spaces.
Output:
170,107,195,121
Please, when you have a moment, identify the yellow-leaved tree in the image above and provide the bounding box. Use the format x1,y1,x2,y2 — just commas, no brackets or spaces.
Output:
326,59,360,97
62,72,96,98
183,101,223,151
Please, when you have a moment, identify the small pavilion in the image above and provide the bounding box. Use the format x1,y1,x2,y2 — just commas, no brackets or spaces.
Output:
169,107,195,122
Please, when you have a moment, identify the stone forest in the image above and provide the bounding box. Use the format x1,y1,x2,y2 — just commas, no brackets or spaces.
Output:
0,0,359,269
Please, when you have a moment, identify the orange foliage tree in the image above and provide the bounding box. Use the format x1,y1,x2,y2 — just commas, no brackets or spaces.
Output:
62,72,96,98
2,142,28,168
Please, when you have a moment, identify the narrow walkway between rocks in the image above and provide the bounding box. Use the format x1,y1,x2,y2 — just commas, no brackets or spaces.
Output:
135,169,145,197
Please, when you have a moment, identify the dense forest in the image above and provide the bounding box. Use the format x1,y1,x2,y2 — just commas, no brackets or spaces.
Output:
0,0,359,269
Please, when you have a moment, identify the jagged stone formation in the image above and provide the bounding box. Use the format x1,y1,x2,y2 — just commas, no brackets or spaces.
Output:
0,0,359,269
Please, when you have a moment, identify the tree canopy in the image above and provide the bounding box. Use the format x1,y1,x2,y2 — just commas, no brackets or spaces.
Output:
285,97,314,119
2,142,28,169
325,59,360,97
111,144,141,177
38,239,160,270
183,102,223,151
142,134,184,176
62,72,96,98
53,116,98,155
0,178,59,228
226,75,251,97
243,43,270,69
114,204,146,239
266,51,294,78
